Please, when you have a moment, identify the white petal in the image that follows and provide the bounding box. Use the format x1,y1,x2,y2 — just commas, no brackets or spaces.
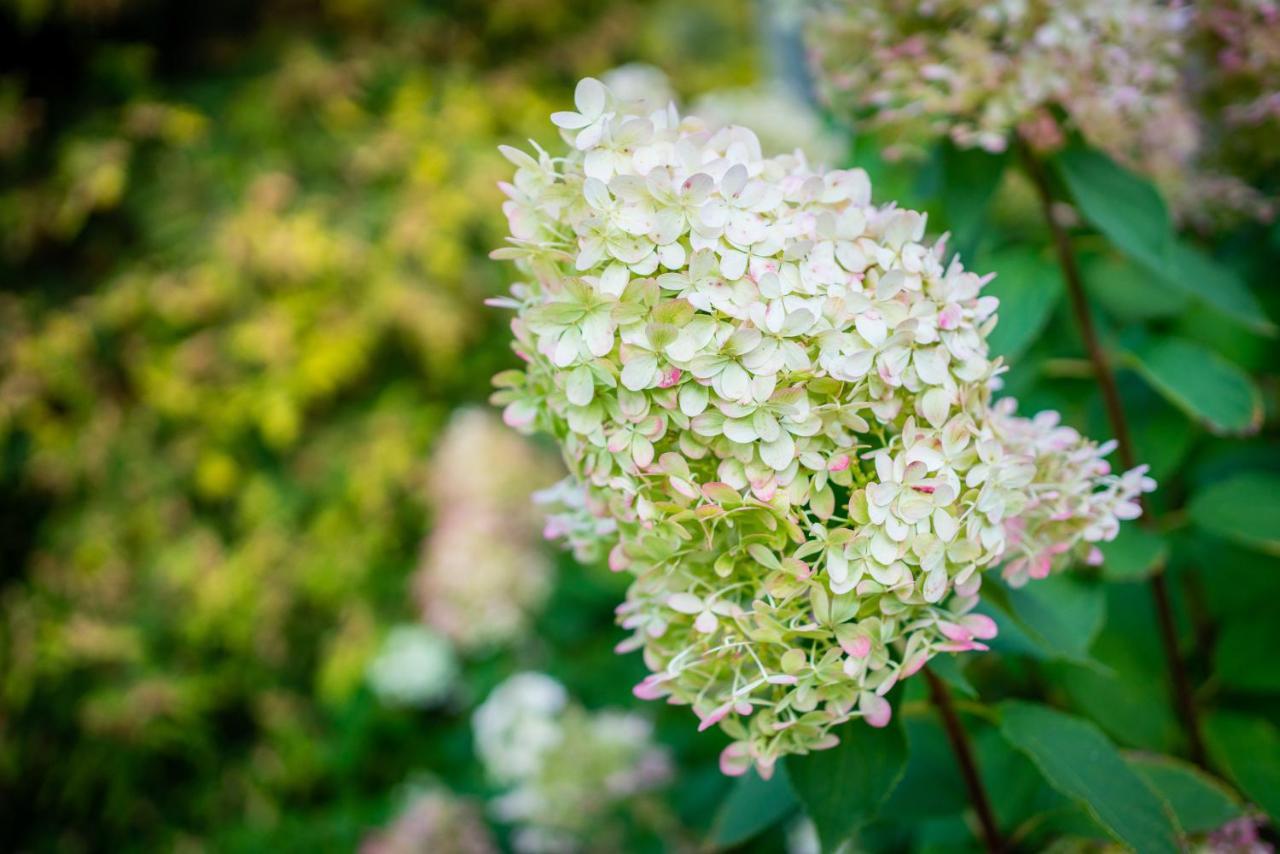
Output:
575,77,607,118
760,431,795,471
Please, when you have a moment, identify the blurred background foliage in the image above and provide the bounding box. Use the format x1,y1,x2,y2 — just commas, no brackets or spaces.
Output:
0,0,756,849
2,0,1279,852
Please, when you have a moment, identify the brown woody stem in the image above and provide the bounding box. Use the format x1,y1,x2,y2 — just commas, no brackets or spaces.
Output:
925,668,1003,853
1015,141,1208,768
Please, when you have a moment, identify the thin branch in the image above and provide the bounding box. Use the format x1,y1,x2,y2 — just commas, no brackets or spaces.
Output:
1015,141,1208,768
924,667,1003,854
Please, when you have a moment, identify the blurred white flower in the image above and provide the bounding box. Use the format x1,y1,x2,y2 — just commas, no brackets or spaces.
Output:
693,85,846,164
414,408,560,651
473,672,671,853
366,624,458,708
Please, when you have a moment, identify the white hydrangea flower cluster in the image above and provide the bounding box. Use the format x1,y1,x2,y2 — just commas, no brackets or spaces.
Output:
804,0,1195,167
473,673,671,854
365,624,458,708
490,77,1154,777
414,408,560,651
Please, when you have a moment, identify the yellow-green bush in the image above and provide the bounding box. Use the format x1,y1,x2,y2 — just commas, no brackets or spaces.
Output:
0,1,755,846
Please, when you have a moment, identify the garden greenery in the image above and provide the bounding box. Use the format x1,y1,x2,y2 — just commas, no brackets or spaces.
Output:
1,0,1278,851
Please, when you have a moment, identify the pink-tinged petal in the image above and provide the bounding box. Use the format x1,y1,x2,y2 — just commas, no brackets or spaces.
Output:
960,614,999,640
734,700,754,716
902,652,929,677
1030,554,1052,579
863,694,892,728
694,610,719,634
502,401,536,429
699,701,735,732
658,367,682,388
938,621,972,643
608,543,630,573
1086,546,1104,566
767,674,798,685
755,754,777,781
840,634,872,658
719,743,752,777
633,674,670,700
828,454,851,473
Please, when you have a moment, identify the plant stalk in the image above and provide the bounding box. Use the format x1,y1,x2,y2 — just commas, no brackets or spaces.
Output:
924,668,1003,853
1015,142,1208,767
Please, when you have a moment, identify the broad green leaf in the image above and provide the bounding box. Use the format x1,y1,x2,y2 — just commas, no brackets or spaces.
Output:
1205,713,1280,822
1057,584,1179,753
1214,617,1280,693
999,701,1180,853
927,654,977,699
1100,525,1168,582
1053,147,1172,274
1157,242,1275,336
787,713,908,852
1126,754,1243,834
884,714,972,819
938,143,1007,260
1084,253,1187,323
708,767,797,847
982,247,1063,361
985,575,1105,664
1056,662,1178,752
977,726,1076,838
1188,472,1280,555
1128,338,1263,435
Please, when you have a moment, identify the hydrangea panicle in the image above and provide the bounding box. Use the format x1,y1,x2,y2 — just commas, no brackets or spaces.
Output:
491,77,1154,776
473,673,671,853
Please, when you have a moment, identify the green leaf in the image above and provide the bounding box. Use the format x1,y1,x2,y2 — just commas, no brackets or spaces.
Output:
1057,661,1178,752
708,767,797,847
1128,338,1263,435
938,143,1007,260
884,714,972,819
999,701,1180,853
1157,242,1275,336
1099,525,1168,582
1126,754,1243,834
1188,472,1280,555
1084,253,1187,323
787,713,908,852
1214,617,1280,693
985,575,1105,664
1053,146,1172,274
1205,713,1280,823
927,654,977,700
982,247,1063,361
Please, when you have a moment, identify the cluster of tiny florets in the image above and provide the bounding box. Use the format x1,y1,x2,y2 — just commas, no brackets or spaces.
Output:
473,673,671,853
490,77,1153,776
805,0,1195,167
414,408,559,651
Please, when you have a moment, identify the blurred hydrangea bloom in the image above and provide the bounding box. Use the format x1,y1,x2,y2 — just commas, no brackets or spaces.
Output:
692,85,847,165
473,672,671,853
490,77,1153,777
1199,815,1274,854
603,62,846,166
1187,0,1280,221
805,0,1194,164
414,408,560,651
360,786,496,854
366,625,458,708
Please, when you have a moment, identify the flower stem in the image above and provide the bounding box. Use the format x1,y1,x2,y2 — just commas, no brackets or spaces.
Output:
924,667,1003,853
1015,141,1208,768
